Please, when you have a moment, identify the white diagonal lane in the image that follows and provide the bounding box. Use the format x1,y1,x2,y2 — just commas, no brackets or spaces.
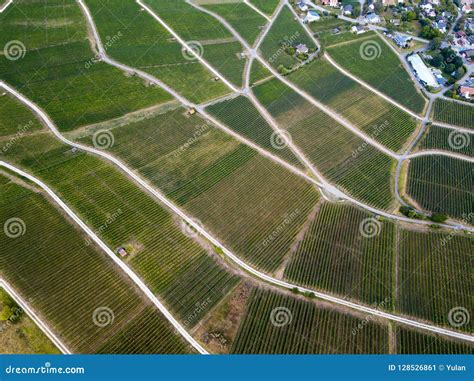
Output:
2,82,473,342
0,278,71,354
0,161,208,355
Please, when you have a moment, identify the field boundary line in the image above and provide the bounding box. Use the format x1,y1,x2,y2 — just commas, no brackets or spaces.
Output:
407,150,474,163
0,278,71,354
136,0,241,93
243,0,271,21
2,82,473,342
3,164,473,344
0,0,12,13
77,0,474,231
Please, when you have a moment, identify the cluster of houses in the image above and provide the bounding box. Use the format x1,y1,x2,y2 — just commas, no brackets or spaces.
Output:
297,1,323,22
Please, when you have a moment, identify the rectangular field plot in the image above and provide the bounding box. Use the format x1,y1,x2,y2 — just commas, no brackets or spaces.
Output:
253,77,396,210
84,0,230,104
287,58,418,152
201,2,267,46
0,0,171,131
0,95,43,137
73,106,320,272
396,326,473,354
432,99,473,130
143,0,246,87
327,36,427,114
205,95,303,167
260,5,316,70
406,156,473,220
0,287,60,354
397,229,472,332
0,176,192,354
249,0,279,16
231,288,389,354
417,125,473,158
284,203,395,306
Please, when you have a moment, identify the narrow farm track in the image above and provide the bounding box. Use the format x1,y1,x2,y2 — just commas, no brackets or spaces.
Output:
77,0,473,229
243,0,271,22
2,83,473,343
0,0,12,13
74,1,474,229
0,278,71,354
0,161,208,355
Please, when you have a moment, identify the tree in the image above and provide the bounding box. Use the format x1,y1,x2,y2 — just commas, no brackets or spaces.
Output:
406,10,417,21
429,37,442,50
429,213,448,223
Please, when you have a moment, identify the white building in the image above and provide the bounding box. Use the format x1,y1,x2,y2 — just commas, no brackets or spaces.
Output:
304,10,320,23
407,54,439,88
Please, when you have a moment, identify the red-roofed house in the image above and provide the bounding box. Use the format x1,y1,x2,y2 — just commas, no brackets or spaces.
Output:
459,85,474,99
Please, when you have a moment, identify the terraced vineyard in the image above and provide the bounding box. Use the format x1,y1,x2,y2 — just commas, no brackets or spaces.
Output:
143,0,247,87
260,5,316,69
417,125,473,158
284,203,395,306
327,35,427,114
205,95,303,167
253,77,396,210
1,101,239,331
0,0,170,131
406,156,472,220
231,288,389,354
84,0,230,103
396,326,473,354
0,95,43,136
432,99,474,129
397,229,472,331
201,1,267,46
0,175,191,353
287,58,418,152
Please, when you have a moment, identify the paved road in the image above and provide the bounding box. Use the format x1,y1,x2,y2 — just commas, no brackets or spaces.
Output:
0,277,71,354
0,0,12,13
0,154,208,355
133,0,474,228
4,4,474,341
2,160,473,344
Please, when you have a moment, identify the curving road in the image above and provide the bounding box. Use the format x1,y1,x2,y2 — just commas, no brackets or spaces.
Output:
2,82,473,343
